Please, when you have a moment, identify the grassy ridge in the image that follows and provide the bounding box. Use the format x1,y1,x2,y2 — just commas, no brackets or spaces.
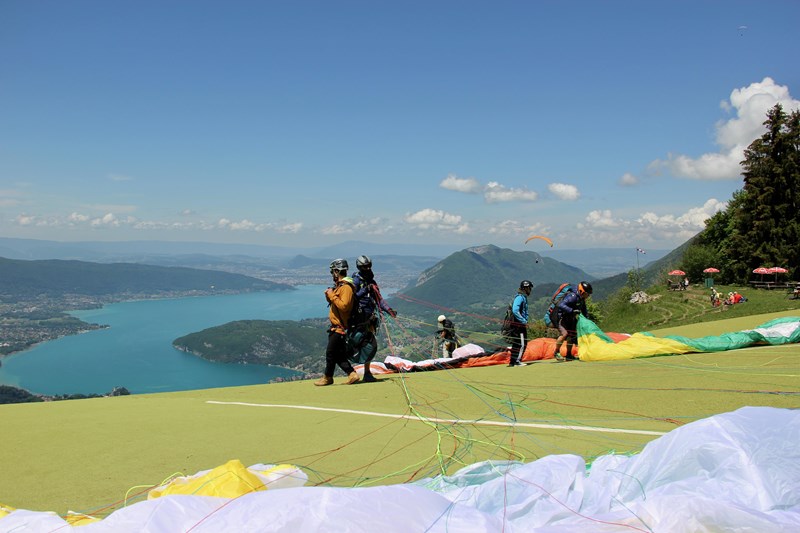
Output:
1,309,798,516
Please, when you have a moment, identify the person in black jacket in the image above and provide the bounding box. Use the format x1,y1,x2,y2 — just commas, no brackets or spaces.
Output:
553,281,592,362
436,315,459,357
349,255,397,383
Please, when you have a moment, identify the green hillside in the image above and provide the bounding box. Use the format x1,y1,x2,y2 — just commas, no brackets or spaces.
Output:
391,244,594,314
173,318,327,371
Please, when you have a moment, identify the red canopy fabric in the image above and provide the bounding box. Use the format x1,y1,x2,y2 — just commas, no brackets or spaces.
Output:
668,269,685,276
703,268,720,274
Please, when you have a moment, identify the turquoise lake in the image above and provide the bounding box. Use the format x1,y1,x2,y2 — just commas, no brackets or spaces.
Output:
0,285,329,395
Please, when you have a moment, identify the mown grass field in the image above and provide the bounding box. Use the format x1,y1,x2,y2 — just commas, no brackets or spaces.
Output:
1,302,798,518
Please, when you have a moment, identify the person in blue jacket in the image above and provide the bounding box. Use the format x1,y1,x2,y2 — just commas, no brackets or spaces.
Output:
553,281,592,361
507,280,533,367
348,255,397,382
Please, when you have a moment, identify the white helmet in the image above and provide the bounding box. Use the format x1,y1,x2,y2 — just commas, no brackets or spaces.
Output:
437,315,446,323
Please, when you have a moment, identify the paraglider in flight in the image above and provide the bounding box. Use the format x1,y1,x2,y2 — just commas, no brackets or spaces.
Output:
524,235,553,247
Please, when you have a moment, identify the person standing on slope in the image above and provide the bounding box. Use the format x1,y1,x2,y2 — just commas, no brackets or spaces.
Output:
507,280,533,367
315,258,360,386
553,281,592,362
436,314,460,357
349,255,397,383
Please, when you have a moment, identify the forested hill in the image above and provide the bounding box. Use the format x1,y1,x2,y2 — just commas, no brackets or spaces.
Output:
0,257,291,298
391,244,596,316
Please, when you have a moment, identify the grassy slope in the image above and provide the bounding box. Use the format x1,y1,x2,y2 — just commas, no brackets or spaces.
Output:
1,304,798,516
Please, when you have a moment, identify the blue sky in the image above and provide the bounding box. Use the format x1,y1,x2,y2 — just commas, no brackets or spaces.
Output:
1,1,798,252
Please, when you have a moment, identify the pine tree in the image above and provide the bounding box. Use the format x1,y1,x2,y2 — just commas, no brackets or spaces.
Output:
728,104,800,282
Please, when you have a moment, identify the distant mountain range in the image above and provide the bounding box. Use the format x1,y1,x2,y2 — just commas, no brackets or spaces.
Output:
0,238,669,279
0,257,290,298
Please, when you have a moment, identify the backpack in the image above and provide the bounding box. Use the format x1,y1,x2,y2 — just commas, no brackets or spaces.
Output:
500,304,515,337
543,283,574,327
347,276,381,333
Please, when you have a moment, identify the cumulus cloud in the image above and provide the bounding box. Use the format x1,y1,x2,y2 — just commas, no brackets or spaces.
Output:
68,212,90,223
487,220,549,236
548,183,580,201
484,181,538,203
650,78,800,180
278,222,303,233
404,208,470,233
320,224,350,235
577,198,727,243
618,173,638,186
13,211,304,236
440,174,482,193
440,174,539,203
321,217,390,236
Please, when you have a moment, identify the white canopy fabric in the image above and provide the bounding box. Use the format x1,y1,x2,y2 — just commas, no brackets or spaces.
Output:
2,406,799,532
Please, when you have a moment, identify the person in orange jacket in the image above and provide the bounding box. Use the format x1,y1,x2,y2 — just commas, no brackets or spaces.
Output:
315,258,360,386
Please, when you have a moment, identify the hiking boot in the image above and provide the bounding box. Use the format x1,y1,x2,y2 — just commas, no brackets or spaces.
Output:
508,361,527,367
362,374,378,383
343,371,360,385
554,354,566,362
314,376,333,386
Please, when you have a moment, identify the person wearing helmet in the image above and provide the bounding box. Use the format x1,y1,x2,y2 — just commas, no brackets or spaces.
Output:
436,314,459,357
553,281,592,362
348,255,397,383
507,280,533,367
316,258,360,386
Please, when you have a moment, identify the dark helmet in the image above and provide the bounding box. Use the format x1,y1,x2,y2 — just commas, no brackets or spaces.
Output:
520,280,533,290
356,255,372,269
578,281,593,297
330,258,348,272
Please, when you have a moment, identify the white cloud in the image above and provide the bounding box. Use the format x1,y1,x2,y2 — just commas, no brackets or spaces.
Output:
439,174,539,203
577,198,727,244
618,173,638,186
650,77,800,180
484,181,538,203
404,208,470,233
91,213,120,227
278,222,303,233
321,217,389,236
68,212,90,223
488,220,549,236
440,174,481,193
321,224,350,235
548,183,580,201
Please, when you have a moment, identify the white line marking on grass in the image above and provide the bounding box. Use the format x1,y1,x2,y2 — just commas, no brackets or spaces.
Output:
206,401,666,436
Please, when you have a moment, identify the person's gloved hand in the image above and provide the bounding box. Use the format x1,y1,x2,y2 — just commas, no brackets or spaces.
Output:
387,308,397,318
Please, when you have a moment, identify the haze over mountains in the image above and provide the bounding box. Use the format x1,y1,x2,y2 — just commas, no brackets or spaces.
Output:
0,237,668,281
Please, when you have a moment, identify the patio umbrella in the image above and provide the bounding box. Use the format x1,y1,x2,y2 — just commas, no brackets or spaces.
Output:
753,267,770,281
702,267,719,286
668,270,685,276
766,266,788,281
